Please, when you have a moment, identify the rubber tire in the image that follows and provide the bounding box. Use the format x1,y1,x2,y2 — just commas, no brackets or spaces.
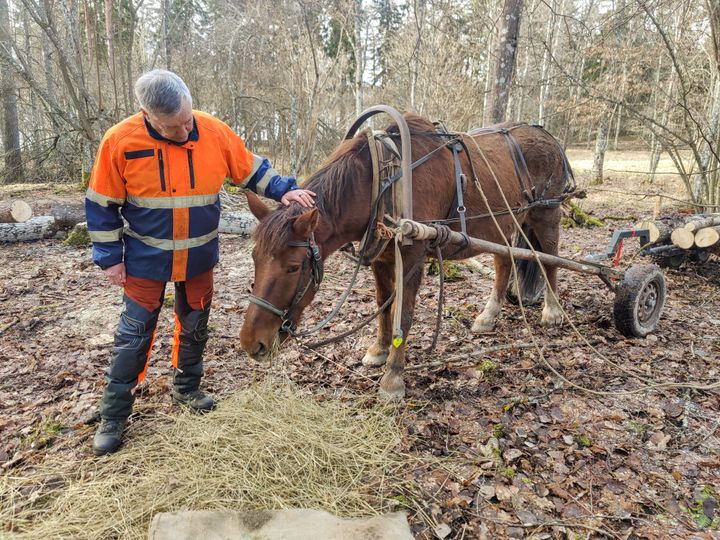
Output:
613,264,666,338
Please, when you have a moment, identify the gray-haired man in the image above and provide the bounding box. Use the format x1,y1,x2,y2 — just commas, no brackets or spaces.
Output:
86,69,314,455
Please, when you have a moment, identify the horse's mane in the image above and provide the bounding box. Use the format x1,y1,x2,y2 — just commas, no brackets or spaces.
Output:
253,113,438,255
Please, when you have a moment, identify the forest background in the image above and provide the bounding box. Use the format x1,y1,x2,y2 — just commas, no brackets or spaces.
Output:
0,0,718,212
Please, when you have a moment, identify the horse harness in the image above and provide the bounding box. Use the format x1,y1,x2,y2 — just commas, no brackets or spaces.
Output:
347,122,574,266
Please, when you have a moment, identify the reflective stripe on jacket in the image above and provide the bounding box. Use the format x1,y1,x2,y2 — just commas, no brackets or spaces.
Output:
85,110,297,282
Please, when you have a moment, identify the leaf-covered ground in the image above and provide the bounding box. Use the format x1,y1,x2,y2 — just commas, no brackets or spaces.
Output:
1,180,719,539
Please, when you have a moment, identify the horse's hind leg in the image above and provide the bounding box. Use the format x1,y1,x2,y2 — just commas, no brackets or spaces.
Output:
528,209,563,326
362,259,395,367
471,254,512,332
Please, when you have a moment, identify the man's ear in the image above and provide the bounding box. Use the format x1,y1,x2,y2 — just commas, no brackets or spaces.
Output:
292,208,320,238
246,191,272,221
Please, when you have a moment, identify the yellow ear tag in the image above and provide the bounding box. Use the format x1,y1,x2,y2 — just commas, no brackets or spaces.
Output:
392,337,404,348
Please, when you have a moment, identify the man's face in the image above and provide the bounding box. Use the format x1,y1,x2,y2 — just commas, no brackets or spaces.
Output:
143,97,194,143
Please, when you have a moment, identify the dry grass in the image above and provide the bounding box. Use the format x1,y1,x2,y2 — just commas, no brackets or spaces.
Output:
0,379,408,540
567,148,691,213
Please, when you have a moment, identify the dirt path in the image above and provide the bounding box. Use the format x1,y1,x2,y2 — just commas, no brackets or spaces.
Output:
0,182,718,538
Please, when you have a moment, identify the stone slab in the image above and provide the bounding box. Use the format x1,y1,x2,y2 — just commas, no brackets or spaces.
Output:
148,508,414,540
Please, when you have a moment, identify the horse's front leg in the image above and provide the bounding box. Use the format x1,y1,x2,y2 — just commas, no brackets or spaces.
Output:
472,254,511,332
378,253,424,400
361,259,395,367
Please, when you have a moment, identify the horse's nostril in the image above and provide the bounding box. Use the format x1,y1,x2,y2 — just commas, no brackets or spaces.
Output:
256,341,267,357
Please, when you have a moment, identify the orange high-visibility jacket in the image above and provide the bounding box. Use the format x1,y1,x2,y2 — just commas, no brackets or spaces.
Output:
85,111,297,282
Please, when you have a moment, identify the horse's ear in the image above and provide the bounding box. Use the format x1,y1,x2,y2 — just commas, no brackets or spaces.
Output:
292,208,320,238
246,191,271,221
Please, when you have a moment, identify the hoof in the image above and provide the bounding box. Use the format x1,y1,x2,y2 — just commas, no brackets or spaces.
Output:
362,351,388,367
378,386,405,401
379,374,405,400
471,319,495,333
541,309,563,327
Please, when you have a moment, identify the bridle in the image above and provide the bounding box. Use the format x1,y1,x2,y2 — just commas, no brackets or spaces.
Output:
247,233,324,335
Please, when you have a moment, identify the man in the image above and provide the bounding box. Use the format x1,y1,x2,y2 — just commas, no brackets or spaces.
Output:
86,69,315,456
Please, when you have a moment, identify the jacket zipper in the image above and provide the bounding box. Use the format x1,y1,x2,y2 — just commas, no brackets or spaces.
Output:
158,148,166,191
187,149,195,189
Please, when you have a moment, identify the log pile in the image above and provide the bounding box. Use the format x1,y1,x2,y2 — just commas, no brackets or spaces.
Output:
637,213,720,268
0,198,258,243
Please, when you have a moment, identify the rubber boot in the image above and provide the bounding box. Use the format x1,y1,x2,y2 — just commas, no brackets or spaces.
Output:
93,294,161,454
171,283,214,412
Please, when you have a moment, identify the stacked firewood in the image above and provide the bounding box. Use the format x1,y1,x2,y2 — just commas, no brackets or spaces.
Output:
636,213,720,267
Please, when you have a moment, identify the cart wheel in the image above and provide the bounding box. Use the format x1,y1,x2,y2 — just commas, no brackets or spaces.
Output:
613,264,666,338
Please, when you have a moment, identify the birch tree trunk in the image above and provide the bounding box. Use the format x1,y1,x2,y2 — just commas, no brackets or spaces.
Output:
104,0,118,114
591,107,610,184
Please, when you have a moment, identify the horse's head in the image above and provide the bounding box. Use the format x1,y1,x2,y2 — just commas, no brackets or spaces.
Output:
240,192,323,360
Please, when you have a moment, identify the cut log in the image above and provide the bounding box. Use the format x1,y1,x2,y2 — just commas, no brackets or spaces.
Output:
0,200,32,223
48,202,85,229
219,211,257,236
683,214,720,232
636,220,672,244
670,227,695,249
694,225,720,248
0,216,59,242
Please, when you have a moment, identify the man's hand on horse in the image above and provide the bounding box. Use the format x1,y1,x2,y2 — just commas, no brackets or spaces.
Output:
281,188,316,208
103,262,127,286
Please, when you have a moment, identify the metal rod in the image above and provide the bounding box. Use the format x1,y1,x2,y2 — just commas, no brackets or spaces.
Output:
398,219,626,280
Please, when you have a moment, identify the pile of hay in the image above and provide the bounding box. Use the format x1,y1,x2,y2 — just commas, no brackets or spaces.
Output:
0,380,407,539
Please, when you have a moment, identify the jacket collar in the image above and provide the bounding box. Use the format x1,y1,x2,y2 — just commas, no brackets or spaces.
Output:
143,115,199,145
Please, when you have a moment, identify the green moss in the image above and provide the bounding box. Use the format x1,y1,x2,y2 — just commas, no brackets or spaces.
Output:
492,423,506,439
426,260,464,281
27,419,65,449
476,360,497,378
575,434,592,448
163,293,175,308
63,224,91,247
391,495,414,509
685,486,720,529
566,201,603,228
224,182,246,194
501,467,516,479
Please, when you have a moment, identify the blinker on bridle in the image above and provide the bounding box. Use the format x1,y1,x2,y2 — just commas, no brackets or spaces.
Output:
248,233,324,335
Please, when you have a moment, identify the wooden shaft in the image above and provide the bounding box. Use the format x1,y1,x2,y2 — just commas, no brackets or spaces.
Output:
398,219,625,279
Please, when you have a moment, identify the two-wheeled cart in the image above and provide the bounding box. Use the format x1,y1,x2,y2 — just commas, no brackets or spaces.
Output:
398,219,666,338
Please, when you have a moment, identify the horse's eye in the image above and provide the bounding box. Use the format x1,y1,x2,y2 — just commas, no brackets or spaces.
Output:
286,265,300,273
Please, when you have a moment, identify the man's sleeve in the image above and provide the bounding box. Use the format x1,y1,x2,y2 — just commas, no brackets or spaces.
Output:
225,130,299,202
85,134,126,269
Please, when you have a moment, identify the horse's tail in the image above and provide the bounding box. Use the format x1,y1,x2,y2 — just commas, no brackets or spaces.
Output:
506,223,545,306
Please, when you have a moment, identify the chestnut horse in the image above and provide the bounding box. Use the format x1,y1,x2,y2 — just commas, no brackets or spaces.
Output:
240,113,574,399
